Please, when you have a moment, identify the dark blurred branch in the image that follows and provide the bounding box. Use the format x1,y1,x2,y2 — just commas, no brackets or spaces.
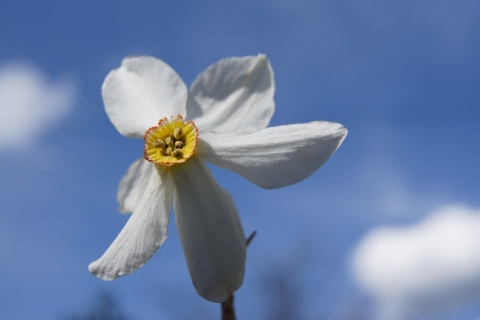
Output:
62,292,129,320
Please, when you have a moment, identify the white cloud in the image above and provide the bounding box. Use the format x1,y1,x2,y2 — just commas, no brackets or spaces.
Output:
351,205,480,319
0,62,76,149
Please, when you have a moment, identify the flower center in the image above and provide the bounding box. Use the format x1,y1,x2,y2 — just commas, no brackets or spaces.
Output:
144,115,198,166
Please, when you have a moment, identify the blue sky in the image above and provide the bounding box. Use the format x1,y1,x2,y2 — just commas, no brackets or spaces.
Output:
1,1,479,319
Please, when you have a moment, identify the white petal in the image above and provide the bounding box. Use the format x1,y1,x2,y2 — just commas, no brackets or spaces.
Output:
198,121,348,189
103,56,188,138
172,158,246,302
89,166,174,280
117,158,155,214
186,54,274,134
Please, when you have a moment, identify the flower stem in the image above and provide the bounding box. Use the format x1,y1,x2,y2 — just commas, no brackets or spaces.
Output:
221,231,257,320
221,292,236,320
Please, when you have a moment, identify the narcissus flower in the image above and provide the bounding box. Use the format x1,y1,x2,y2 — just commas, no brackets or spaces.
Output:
88,55,347,302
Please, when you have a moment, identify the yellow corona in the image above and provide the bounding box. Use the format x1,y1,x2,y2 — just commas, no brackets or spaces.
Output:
144,115,198,166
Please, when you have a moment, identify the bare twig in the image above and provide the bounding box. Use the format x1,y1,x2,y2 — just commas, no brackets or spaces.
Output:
221,231,257,320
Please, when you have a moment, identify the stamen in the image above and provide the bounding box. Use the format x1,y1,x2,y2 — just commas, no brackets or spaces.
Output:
171,149,182,157
175,141,184,149
153,139,165,148
173,128,182,140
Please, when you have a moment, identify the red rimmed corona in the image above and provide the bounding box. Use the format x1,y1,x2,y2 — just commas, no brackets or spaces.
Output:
143,115,198,166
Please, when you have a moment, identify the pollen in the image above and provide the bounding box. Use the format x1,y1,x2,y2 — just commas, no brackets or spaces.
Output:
144,115,198,166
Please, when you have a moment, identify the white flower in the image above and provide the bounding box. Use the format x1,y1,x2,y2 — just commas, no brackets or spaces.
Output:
88,55,347,302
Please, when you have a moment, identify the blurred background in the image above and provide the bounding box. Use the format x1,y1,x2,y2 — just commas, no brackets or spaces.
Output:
1,1,479,319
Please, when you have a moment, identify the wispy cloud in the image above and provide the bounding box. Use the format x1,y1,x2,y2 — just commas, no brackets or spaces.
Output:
351,205,480,319
0,62,77,150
